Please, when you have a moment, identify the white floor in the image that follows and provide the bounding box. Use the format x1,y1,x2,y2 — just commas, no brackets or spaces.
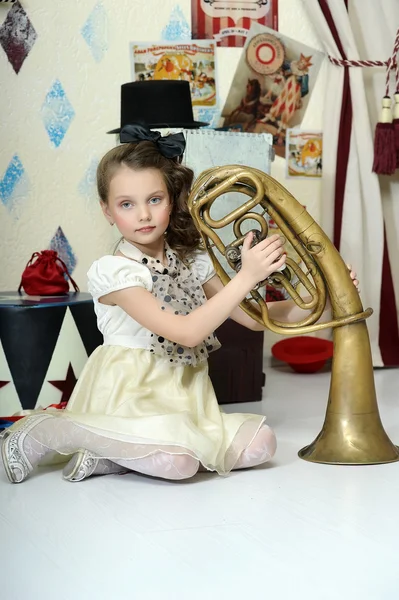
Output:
1,362,399,600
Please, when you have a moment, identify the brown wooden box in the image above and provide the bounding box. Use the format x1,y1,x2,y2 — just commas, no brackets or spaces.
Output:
208,319,265,405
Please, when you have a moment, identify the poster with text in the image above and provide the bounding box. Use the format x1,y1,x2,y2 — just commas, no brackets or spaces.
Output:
191,0,278,48
286,130,323,178
131,41,217,107
221,23,324,157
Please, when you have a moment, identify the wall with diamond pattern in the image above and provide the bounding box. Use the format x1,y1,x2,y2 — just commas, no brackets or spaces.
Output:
0,0,324,292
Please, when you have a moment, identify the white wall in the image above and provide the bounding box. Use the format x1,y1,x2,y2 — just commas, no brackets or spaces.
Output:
0,0,325,289
0,0,327,354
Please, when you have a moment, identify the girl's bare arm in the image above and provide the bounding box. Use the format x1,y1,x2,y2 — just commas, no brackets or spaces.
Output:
203,267,359,331
99,233,286,346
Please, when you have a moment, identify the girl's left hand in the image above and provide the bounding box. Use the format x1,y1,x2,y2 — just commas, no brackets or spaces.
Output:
347,264,360,292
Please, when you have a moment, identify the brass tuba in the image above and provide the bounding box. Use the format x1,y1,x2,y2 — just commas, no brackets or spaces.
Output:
188,165,399,465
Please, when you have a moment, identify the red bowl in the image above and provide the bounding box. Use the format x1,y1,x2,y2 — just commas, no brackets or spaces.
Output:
271,336,334,374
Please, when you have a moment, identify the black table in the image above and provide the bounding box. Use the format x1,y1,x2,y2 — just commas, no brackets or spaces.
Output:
0,292,264,414
0,292,102,415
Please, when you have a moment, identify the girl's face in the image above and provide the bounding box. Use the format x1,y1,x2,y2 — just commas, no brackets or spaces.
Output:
102,166,171,249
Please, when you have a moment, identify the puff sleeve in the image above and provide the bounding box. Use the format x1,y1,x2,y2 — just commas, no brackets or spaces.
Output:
192,250,216,285
87,256,153,300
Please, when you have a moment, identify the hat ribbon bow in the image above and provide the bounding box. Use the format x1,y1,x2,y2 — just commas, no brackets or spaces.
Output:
120,124,186,158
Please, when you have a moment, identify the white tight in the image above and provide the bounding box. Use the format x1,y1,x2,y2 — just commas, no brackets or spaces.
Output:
16,418,276,481
233,424,277,470
116,452,201,480
73,423,276,481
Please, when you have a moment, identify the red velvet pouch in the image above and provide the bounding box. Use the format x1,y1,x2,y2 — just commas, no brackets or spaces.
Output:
18,250,79,295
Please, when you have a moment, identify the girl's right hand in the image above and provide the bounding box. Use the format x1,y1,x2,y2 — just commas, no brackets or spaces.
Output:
240,232,286,288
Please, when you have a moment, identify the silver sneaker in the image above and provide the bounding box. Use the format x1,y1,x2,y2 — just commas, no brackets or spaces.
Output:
63,449,99,482
1,414,53,483
63,449,127,482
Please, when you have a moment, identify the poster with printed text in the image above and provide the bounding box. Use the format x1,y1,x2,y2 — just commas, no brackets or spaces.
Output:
286,130,323,178
221,23,324,157
131,41,217,107
191,0,278,47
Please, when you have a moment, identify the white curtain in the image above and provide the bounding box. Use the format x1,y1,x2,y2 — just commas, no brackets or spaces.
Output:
301,0,399,366
349,0,399,331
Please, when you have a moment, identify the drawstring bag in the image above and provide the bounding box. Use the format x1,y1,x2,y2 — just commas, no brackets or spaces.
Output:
18,250,79,296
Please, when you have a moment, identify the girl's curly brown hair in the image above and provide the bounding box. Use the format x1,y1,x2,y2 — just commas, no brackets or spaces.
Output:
96,141,201,261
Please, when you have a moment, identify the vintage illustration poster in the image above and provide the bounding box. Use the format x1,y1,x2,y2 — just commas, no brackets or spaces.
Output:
221,23,324,157
131,41,217,107
191,0,278,48
286,130,323,178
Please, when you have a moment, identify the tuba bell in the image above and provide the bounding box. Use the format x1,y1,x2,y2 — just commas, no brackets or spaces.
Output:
188,165,399,465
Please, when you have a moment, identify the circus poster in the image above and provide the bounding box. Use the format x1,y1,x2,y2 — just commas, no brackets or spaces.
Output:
191,0,278,48
131,41,217,107
286,130,323,178
221,23,324,157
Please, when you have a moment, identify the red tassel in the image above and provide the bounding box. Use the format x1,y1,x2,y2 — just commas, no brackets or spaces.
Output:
394,120,399,168
393,93,399,168
372,96,396,175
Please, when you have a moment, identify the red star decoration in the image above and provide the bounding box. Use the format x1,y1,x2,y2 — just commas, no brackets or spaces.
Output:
0,381,9,390
49,363,77,404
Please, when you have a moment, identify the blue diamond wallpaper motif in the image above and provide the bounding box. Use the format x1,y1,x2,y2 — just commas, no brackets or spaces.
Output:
0,1,37,74
0,154,29,211
194,108,220,129
81,1,108,63
49,227,77,274
79,158,99,201
41,80,75,147
162,5,191,41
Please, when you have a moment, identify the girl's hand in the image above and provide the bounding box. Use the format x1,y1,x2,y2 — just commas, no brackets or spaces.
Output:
240,232,286,288
347,264,360,292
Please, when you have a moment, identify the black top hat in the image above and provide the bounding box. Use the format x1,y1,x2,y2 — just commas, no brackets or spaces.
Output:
107,80,208,133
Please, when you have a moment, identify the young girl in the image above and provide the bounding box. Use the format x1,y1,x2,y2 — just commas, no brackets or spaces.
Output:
1,124,358,484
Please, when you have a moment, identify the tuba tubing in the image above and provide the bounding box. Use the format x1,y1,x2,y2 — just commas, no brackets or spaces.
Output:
190,166,369,334
188,166,399,465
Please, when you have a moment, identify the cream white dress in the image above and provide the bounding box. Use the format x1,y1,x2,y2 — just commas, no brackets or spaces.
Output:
17,241,267,475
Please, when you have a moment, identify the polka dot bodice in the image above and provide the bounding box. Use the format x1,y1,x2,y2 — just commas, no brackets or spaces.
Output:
87,239,221,367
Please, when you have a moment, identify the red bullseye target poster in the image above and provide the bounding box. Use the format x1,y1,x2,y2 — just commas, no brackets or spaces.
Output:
221,23,324,157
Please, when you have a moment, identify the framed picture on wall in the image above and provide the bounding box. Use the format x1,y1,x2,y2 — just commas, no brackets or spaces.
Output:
221,23,324,157
191,0,278,48
130,41,217,108
286,129,323,178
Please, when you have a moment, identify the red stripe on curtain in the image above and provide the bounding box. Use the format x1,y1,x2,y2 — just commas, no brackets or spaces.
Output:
194,0,204,38
379,230,399,365
318,0,399,365
213,15,224,47
318,0,351,250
